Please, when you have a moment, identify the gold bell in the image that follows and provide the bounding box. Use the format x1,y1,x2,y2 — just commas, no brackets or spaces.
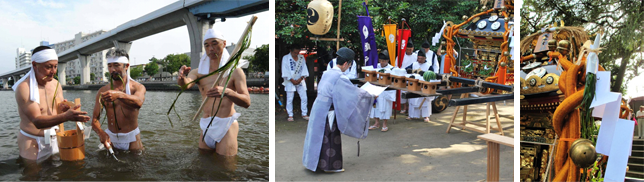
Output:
462,15,469,21
569,138,597,168
557,40,571,51
499,62,507,67
548,39,557,49
441,41,446,46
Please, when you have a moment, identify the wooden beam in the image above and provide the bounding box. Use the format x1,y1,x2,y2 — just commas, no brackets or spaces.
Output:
309,37,345,41
336,0,342,50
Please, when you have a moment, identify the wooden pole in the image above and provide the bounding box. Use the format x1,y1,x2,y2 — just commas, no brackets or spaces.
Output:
336,0,342,50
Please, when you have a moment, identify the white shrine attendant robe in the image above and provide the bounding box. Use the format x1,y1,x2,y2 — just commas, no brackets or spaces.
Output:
396,53,417,70
327,58,358,79
408,62,434,118
282,53,310,116
370,64,395,120
425,50,440,73
302,67,375,171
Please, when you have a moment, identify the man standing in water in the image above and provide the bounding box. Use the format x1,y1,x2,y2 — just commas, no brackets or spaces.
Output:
178,29,251,156
302,47,374,172
14,46,90,162
91,49,147,151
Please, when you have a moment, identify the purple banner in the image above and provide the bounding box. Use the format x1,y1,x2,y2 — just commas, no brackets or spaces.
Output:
357,2,378,68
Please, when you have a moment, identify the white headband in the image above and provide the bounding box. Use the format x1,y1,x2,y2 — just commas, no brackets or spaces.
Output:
107,56,129,64
12,49,58,104
32,49,58,63
198,29,230,74
203,29,225,43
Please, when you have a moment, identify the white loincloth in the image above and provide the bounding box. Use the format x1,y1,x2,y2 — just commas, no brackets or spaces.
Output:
200,113,241,149
105,127,140,150
19,127,59,162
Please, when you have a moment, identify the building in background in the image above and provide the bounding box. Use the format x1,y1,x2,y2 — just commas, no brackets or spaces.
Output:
15,48,31,69
50,30,109,84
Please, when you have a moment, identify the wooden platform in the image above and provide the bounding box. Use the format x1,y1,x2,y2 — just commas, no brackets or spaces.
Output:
352,78,442,97
478,133,515,182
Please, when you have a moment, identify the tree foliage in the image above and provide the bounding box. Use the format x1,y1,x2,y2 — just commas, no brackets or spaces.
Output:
73,76,81,85
145,57,160,77
163,53,190,74
276,0,480,65
130,66,144,79
245,44,269,72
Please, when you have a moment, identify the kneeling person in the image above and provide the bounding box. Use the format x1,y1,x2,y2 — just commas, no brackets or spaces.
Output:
91,49,147,151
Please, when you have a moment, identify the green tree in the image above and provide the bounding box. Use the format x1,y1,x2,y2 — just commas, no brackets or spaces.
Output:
73,76,81,85
90,73,96,81
245,44,269,72
145,57,159,78
164,54,190,74
276,0,478,65
104,72,110,80
130,66,144,79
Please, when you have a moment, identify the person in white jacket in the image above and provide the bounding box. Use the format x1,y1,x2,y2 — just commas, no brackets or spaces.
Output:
281,44,309,121
395,41,417,114
406,50,435,122
369,52,396,132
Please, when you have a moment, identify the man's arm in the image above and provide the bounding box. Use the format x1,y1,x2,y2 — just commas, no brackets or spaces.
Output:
281,56,294,83
300,58,309,83
91,88,111,147
102,83,146,109
15,83,88,129
226,68,251,108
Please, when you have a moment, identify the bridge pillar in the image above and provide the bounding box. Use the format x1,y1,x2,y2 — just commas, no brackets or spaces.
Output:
183,11,214,69
2,78,8,89
78,54,91,85
113,40,132,53
12,75,20,87
58,62,67,85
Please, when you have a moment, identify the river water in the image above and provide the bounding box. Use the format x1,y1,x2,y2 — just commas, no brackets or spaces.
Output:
0,90,268,181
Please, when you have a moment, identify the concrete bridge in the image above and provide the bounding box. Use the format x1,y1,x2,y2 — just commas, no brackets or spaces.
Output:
0,0,267,89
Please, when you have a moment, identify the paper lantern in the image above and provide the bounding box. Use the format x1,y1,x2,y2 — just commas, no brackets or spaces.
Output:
307,0,334,35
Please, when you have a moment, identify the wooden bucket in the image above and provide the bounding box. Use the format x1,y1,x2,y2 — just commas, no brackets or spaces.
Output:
391,75,406,88
406,77,421,91
377,72,391,85
56,98,85,161
364,70,378,82
420,80,440,95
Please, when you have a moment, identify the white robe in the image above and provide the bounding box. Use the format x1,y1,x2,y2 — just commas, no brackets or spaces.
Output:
396,53,417,70
370,64,395,120
326,58,358,79
421,50,440,73
302,67,375,171
281,54,309,92
408,62,434,118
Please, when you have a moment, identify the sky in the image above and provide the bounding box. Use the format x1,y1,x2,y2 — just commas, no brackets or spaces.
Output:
0,0,271,74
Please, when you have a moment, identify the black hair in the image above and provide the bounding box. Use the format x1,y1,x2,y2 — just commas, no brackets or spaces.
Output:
336,56,351,65
32,46,52,54
289,44,302,51
106,48,129,60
